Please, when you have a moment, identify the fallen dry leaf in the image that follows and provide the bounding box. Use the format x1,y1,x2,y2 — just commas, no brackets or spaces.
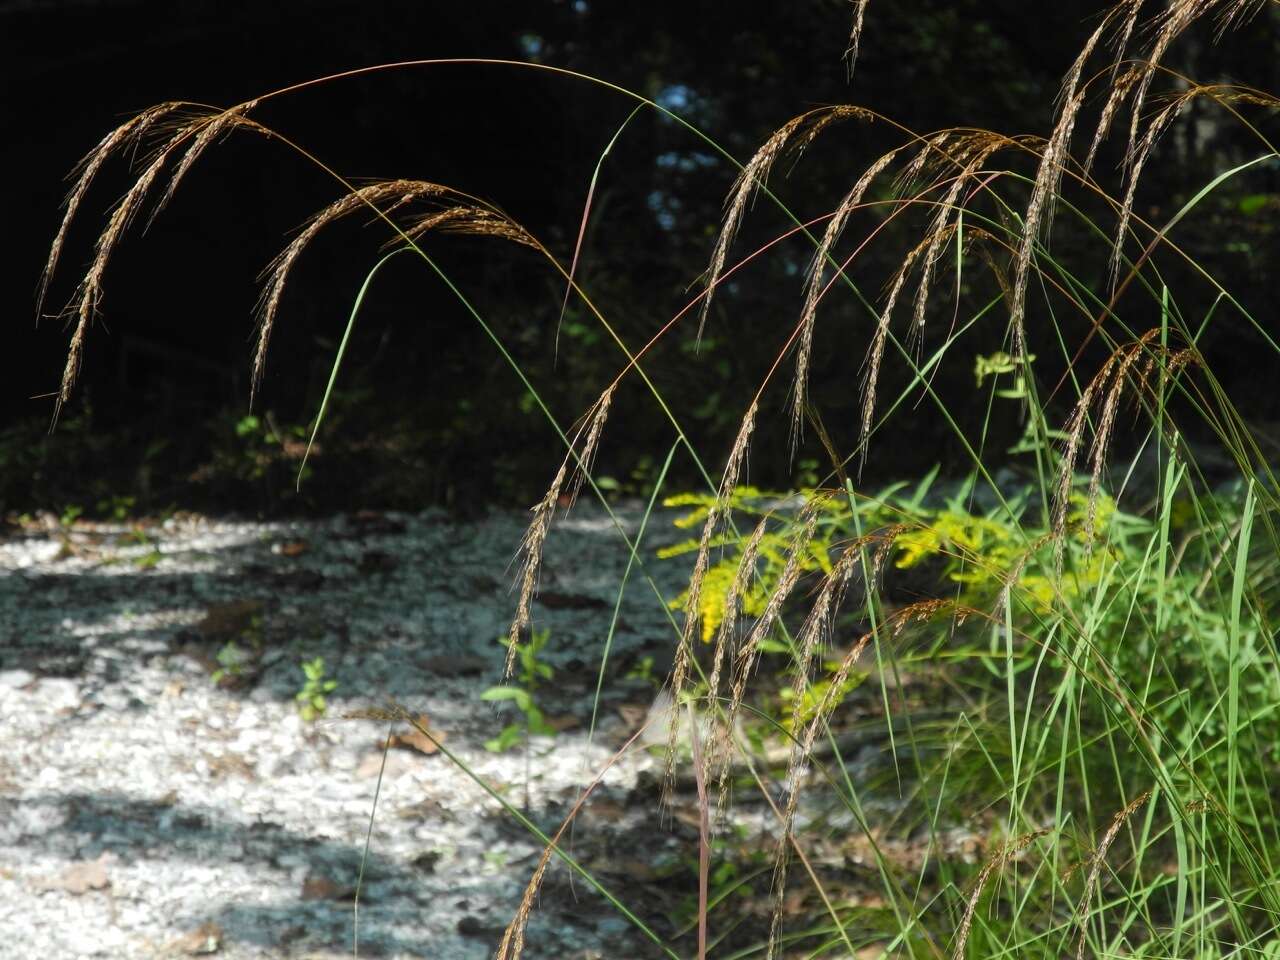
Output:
383,715,444,755
169,921,222,956
300,872,353,901
275,540,309,558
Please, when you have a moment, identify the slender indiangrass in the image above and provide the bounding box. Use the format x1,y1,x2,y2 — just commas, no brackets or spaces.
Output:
38,1,1280,957
699,106,872,342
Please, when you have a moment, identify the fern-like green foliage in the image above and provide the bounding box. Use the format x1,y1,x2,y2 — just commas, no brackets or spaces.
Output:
661,472,1132,647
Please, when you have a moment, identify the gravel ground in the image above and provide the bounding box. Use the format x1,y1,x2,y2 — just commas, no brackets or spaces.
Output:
0,502,703,959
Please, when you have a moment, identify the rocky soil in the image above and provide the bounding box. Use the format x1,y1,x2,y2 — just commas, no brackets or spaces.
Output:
0,503,714,959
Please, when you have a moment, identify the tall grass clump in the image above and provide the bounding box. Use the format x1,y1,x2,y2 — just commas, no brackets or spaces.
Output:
40,1,1280,956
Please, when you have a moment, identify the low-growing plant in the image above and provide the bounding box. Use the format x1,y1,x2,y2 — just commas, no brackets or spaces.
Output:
211,641,249,686
296,656,338,722
482,627,555,753
95,494,136,522
130,547,162,570
623,654,661,689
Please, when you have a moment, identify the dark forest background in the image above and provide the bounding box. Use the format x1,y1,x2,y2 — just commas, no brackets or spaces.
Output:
4,0,1279,517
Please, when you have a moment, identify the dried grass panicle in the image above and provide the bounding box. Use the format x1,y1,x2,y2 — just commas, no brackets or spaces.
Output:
50,103,278,417
1122,1,1209,170
1010,92,1081,358
764,526,922,942
859,233,933,464
1107,1,1267,284
495,850,551,960
1112,82,1277,285
564,385,616,510
766,533,890,956
1109,97,1187,286
507,460,568,677
1083,67,1142,176
699,107,870,341
704,518,767,813
1009,0,1138,359
663,499,723,791
802,629,873,742
803,148,901,296
1052,353,1114,574
1106,0,1144,82
1052,330,1186,570
504,387,614,677
497,704,643,960
784,527,914,780
890,128,1007,208
682,401,760,651
788,601,959,781
793,148,901,445
57,143,173,415
951,829,1050,960
401,205,540,249
787,541,866,704
909,140,1005,330
907,133,1004,345
155,101,261,222
1074,790,1152,960
795,105,873,154
664,402,759,794
252,179,453,402
716,497,825,809
698,115,805,341
39,101,185,319
845,1,871,74
895,132,952,195
1217,0,1269,31
798,129,998,453
1038,3,1114,231
1084,334,1158,544
868,523,909,586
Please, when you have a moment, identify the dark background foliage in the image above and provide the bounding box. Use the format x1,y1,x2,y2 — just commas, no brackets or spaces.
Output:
4,0,1278,516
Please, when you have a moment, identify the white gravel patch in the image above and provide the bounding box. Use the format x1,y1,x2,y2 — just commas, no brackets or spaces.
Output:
0,503,697,959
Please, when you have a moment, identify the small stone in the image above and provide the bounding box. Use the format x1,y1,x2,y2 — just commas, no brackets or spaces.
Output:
36,852,113,894
0,669,34,689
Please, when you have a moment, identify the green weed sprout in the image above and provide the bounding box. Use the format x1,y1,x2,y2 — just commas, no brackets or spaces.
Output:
296,656,338,722
482,627,555,753
211,641,248,685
